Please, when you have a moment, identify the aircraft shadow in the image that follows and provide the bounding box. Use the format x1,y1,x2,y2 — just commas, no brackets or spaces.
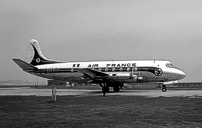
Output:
88,90,145,94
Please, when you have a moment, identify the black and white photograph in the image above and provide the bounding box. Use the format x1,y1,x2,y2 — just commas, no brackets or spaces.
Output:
0,0,202,127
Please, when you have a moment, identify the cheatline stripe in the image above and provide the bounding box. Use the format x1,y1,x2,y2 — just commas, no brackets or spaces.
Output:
31,67,162,75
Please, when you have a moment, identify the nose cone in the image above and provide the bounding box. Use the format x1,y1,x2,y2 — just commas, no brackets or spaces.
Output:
176,69,186,80
164,67,186,81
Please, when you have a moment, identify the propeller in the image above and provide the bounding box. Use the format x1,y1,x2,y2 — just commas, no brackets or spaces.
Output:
129,66,143,83
129,66,137,80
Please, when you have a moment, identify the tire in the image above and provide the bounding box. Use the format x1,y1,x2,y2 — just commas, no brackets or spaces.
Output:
106,87,109,92
113,86,120,92
162,88,167,92
102,87,105,93
102,87,109,92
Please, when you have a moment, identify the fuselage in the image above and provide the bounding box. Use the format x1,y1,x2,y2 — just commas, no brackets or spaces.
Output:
13,39,186,93
29,60,186,84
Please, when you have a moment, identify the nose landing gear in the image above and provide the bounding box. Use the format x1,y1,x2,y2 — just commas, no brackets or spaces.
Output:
162,84,167,92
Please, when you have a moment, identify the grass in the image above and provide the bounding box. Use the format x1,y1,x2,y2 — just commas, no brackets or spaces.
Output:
0,96,202,128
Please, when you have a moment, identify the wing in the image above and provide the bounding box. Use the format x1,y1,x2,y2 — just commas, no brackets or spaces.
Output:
78,68,109,79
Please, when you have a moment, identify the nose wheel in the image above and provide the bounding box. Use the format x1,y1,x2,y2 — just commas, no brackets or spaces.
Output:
162,84,167,92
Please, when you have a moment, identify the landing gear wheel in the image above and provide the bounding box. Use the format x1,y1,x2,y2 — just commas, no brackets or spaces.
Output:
162,87,167,92
102,87,109,93
106,87,109,92
113,86,120,92
162,84,167,92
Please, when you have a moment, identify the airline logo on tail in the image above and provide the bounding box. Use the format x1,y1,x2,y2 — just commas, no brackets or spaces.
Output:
29,39,65,66
36,58,41,63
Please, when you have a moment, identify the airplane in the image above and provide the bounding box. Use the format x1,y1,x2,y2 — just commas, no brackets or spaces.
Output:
13,39,186,93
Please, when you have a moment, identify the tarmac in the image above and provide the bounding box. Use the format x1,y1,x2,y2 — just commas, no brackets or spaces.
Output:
0,87,202,97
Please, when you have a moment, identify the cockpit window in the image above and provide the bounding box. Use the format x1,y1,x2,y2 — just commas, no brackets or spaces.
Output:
166,63,174,68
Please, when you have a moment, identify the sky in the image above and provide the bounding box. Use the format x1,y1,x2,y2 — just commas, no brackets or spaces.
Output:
0,0,202,83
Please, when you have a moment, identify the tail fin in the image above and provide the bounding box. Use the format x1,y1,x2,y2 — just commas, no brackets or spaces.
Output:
12,58,38,71
30,39,64,66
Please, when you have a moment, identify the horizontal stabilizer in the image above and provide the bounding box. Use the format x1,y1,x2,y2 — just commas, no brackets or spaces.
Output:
12,58,38,71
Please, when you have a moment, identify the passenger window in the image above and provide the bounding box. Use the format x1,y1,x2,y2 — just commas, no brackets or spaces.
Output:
120,67,123,71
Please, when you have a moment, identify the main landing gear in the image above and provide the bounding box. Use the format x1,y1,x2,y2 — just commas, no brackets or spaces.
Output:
113,86,120,92
102,86,109,93
99,82,123,96
162,84,167,92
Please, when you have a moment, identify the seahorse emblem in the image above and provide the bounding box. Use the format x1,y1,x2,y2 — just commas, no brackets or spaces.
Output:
155,68,163,76
36,58,40,63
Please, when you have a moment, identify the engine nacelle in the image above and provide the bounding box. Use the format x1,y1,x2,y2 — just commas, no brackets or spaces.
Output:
115,73,135,77
111,73,143,82
129,73,137,80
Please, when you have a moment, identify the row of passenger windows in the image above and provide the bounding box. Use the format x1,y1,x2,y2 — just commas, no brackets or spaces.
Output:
71,67,137,72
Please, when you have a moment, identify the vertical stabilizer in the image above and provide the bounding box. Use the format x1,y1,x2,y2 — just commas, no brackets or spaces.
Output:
30,39,64,66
